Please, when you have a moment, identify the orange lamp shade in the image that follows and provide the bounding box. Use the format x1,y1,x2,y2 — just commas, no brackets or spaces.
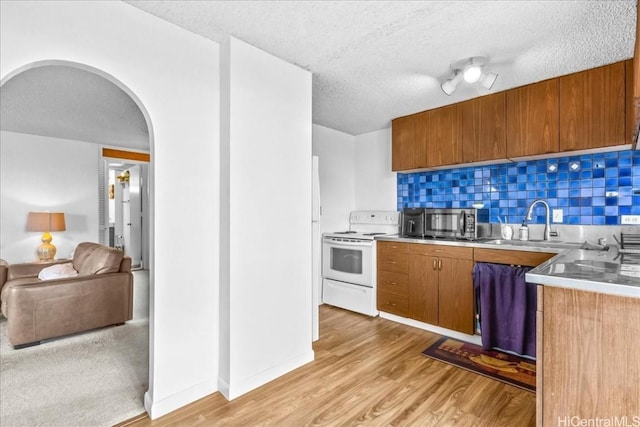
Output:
27,212,66,232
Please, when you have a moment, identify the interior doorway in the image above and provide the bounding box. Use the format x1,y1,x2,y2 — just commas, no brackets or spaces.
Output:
0,60,153,423
102,153,150,270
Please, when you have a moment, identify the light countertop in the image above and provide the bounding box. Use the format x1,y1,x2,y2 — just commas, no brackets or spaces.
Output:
375,235,640,299
375,235,572,253
526,247,640,299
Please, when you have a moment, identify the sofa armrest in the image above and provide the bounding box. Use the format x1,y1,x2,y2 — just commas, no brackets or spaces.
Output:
0,264,7,288
120,256,132,273
7,260,71,281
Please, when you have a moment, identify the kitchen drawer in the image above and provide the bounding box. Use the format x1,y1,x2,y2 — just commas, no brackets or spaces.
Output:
377,252,409,274
378,271,409,296
377,290,409,317
378,241,410,254
409,244,474,260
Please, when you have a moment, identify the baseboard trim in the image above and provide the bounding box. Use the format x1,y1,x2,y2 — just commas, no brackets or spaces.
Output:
144,379,217,420
379,311,482,346
220,349,315,401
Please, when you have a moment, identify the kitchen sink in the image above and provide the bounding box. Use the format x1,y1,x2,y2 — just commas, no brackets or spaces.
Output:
481,239,584,250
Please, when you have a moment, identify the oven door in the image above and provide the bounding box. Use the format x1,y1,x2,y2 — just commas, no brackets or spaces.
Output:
322,238,373,287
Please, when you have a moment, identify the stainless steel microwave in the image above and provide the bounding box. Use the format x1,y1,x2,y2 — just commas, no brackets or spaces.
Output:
401,207,490,240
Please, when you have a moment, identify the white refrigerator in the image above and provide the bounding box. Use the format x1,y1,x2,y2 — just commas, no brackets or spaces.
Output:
312,156,321,341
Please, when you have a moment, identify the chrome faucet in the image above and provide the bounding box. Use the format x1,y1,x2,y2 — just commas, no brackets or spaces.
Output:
525,199,552,241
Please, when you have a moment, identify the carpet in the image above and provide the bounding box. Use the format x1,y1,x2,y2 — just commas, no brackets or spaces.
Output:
0,317,148,426
422,336,536,392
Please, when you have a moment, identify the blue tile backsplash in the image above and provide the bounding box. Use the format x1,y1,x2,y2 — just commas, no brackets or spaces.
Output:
397,150,640,225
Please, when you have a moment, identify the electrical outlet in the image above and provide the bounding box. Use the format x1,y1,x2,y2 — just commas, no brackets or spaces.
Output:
552,209,563,223
621,215,640,225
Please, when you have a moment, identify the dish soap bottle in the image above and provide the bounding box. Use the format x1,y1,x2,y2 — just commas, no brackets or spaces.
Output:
519,221,529,241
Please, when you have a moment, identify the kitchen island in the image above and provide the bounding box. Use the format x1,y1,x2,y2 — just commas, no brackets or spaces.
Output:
526,247,640,427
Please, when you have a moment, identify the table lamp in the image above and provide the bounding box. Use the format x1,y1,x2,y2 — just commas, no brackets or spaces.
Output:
27,212,66,262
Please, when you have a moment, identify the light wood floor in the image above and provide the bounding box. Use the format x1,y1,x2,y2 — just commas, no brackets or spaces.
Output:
118,305,535,426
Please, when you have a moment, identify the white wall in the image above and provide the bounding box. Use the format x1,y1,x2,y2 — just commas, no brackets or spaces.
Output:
312,125,397,232
0,131,99,263
312,125,355,233
354,128,397,212
1,1,219,419
219,37,313,400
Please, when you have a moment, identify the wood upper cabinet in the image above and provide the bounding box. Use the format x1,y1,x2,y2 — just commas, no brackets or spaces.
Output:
392,114,415,171
627,60,636,145
635,0,640,145
506,79,559,157
461,92,507,163
635,0,640,108
559,61,626,151
391,113,427,171
391,60,632,171
426,104,462,167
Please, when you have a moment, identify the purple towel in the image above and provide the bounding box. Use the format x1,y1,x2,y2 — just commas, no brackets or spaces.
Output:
473,262,537,357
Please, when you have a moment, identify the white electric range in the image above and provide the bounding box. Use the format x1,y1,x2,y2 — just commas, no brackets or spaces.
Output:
321,210,399,316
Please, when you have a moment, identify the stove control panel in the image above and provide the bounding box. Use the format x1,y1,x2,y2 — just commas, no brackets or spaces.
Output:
349,211,399,226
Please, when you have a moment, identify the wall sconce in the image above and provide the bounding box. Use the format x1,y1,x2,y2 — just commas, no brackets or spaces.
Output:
116,170,130,184
27,211,66,262
441,56,499,96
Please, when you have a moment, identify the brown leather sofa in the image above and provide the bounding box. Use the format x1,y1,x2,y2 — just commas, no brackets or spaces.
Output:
0,242,133,348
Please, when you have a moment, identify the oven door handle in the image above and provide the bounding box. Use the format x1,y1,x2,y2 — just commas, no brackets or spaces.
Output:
323,239,372,247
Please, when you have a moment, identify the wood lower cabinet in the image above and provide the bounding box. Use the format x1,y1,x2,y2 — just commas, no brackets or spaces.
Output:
377,241,474,334
537,286,640,426
377,242,409,316
408,254,439,325
473,248,555,268
559,61,626,151
506,79,560,157
437,256,474,333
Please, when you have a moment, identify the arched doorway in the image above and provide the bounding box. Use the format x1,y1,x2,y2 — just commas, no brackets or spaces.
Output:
0,60,154,424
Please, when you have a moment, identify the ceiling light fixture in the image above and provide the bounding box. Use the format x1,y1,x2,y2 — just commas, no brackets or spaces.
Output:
441,56,498,96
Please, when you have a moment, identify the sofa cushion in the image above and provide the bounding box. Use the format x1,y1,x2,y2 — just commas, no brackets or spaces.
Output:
73,243,124,276
38,263,78,280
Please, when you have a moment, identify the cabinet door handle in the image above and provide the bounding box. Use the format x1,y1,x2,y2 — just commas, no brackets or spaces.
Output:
432,259,437,270
389,261,397,264
438,259,443,271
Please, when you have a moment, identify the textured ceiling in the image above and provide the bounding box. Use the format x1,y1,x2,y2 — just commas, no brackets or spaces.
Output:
1,1,636,146
126,0,636,136
0,65,149,150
